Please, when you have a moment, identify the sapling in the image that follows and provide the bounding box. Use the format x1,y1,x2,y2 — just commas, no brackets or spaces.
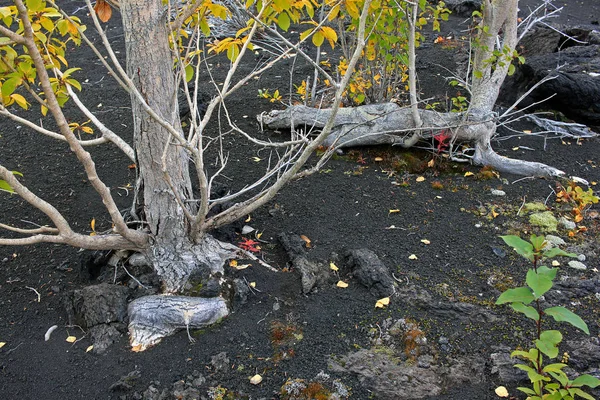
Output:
497,234,600,399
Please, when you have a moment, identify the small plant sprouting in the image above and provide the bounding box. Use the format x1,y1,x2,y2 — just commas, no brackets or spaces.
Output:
497,234,600,399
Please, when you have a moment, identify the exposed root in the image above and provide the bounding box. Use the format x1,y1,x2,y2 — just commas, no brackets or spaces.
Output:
128,295,229,351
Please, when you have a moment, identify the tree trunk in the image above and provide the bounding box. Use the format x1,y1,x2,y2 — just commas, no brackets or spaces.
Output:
121,0,192,244
120,0,239,349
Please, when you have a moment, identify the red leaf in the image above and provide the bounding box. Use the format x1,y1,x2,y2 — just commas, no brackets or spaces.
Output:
433,130,450,153
94,0,113,23
239,238,260,253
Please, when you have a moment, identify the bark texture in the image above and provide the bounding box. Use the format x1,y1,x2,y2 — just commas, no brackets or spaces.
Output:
128,295,229,351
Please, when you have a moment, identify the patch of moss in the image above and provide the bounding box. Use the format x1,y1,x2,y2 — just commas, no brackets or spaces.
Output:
523,202,548,212
529,211,558,232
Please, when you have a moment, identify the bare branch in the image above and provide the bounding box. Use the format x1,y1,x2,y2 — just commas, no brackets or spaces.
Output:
0,223,59,235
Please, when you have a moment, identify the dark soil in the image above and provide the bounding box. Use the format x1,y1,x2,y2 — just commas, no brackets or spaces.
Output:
1,1,600,399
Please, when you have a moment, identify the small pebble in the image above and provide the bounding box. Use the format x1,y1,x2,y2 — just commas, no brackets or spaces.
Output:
568,260,587,270
491,189,506,196
578,254,586,262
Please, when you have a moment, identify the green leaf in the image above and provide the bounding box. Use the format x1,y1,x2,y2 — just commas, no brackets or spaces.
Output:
516,387,537,396
526,267,556,298
570,388,596,400
535,330,562,358
0,179,14,193
496,287,534,305
571,374,600,388
508,63,516,76
543,363,567,373
511,302,539,320
530,234,545,250
26,0,44,12
545,307,589,334
543,247,577,259
312,31,324,47
501,235,534,261
277,12,290,31
1,76,21,97
185,64,194,83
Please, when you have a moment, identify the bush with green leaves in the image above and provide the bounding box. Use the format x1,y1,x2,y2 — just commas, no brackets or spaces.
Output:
497,234,600,399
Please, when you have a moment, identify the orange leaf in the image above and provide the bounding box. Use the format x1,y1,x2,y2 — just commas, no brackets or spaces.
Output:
94,0,113,23
300,235,311,248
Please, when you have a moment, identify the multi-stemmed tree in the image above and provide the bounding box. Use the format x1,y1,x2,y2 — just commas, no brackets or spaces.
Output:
0,0,582,349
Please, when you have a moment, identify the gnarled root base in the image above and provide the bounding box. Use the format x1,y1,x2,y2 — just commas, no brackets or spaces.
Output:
128,295,229,351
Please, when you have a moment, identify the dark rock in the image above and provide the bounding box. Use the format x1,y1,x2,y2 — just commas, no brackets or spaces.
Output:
279,233,328,294
110,370,141,392
500,25,600,125
89,323,124,354
344,249,395,298
568,337,600,371
441,0,482,17
64,283,130,328
545,277,600,303
490,346,528,383
210,351,229,371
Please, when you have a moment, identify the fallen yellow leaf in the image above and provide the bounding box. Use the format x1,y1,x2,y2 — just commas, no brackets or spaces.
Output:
90,218,96,231
491,209,499,218
388,209,400,214
0,342,5,349
427,159,435,168
300,235,312,248
592,181,597,186
66,336,77,343
375,297,390,308
249,282,256,288
495,386,508,397
252,156,262,162
552,260,560,266
374,157,383,162
245,215,252,222
256,231,263,239
229,259,238,267
408,254,418,260
416,176,425,182
464,172,474,177
131,344,143,352
250,374,263,385
523,130,532,134
231,263,250,270
336,281,349,288
512,146,520,151
420,239,431,245
86,345,94,353
330,262,339,271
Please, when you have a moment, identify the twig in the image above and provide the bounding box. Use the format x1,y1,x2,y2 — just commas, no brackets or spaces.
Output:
25,286,41,302
517,196,526,216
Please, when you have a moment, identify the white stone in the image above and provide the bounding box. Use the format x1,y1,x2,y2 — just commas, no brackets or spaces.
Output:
568,260,587,270
545,234,566,247
491,189,506,196
559,217,576,230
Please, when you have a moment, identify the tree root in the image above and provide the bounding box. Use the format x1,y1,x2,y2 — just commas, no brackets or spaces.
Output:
128,295,229,351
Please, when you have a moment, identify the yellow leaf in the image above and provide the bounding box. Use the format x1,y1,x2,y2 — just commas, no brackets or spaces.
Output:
232,263,250,270
388,209,400,214
420,239,431,245
464,172,474,177
592,181,597,186
249,282,256,288
416,176,425,182
252,156,262,162
300,234,311,248
512,146,520,151
256,232,263,239
245,215,251,222
552,260,560,266
250,374,263,385
375,297,390,308
523,130,532,134
86,345,94,353
495,386,508,398
408,254,418,260
229,260,238,267
427,159,435,168
330,262,339,271
0,342,5,348
90,218,96,231
336,281,348,288
66,336,76,343
491,209,499,218
374,157,383,162
131,344,143,352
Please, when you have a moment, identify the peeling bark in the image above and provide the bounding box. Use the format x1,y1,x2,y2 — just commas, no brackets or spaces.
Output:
128,295,229,351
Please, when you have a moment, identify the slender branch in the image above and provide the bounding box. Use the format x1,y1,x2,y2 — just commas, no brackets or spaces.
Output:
13,0,145,247
0,223,59,235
